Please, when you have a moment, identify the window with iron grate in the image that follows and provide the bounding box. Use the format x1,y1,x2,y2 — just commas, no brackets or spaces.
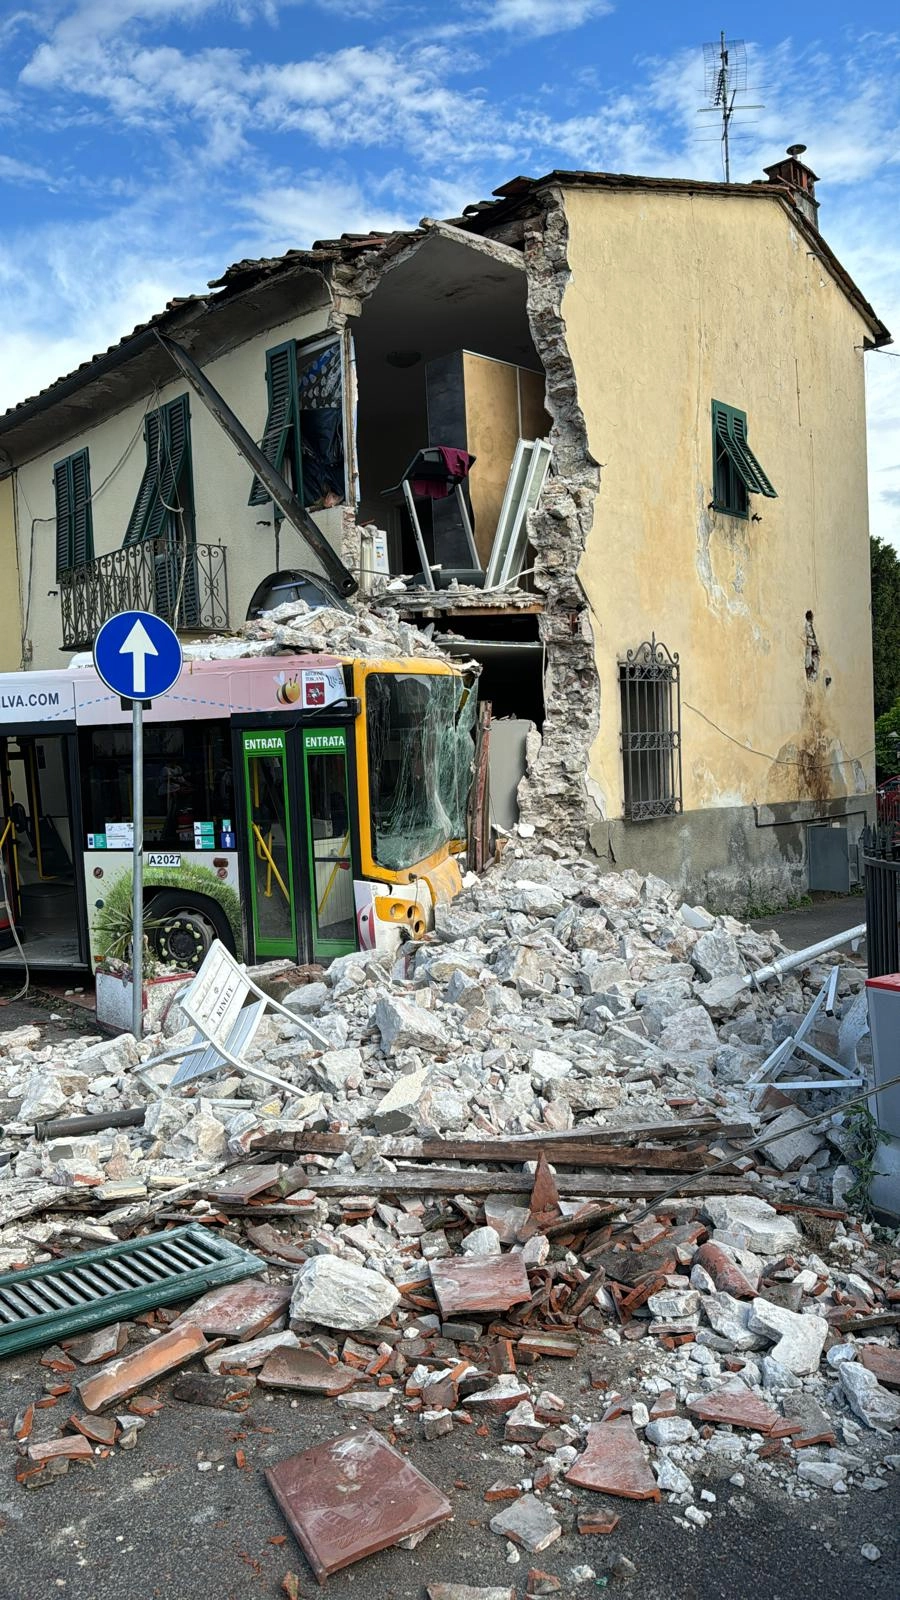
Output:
619,637,682,822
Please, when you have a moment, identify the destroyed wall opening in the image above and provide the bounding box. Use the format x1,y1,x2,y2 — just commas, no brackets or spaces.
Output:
351,232,550,581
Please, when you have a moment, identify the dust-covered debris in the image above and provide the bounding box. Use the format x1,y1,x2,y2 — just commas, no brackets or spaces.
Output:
0,845,897,1589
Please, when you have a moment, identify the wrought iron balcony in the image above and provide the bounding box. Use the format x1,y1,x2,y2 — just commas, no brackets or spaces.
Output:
59,538,229,651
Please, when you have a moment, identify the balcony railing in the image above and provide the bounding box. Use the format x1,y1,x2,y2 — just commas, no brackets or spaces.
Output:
59,538,229,651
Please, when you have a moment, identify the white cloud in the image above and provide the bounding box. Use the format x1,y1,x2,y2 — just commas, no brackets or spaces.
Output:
467,0,613,38
238,172,413,251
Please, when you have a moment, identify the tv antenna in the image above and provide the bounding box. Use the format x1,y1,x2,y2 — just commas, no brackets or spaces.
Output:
700,32,763,182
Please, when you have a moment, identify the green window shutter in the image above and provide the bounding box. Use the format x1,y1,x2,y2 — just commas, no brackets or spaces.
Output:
249,341,300,506
124,409,163,545
712,401,777,510
730,412,777,498
70,449,94,567
54,459,72,575
124,397,194,547
54,449,94,573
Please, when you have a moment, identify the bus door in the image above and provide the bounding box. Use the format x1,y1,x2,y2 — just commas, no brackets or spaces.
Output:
0,731,85,963
237,723,358,966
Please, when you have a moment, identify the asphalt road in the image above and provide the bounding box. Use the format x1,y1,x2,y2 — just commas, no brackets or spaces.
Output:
0,1337,896,1600
750,895,866,956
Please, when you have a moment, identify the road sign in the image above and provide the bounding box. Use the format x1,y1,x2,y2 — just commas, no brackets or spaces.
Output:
92,611,183,1041
92,610,182,701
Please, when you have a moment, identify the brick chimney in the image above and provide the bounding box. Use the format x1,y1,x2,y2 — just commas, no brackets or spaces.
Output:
763,144,819,230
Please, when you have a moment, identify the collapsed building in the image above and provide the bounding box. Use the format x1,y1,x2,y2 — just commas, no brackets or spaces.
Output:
0,151,890,909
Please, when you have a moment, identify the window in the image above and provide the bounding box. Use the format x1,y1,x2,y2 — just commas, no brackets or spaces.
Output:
53,448,93,575
712,400,777,517
366,672,475,870
80,721,234,849
249,337,345,510
124,394,194,547
619,636,682,822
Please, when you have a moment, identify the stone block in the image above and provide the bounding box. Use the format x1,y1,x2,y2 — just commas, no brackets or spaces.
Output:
374,995,447,1054
747,1299,827,1375
290,1257,399,1331
701,1194,801,1256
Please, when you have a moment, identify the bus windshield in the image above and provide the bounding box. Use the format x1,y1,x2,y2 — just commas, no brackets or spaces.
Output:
366,672,475,871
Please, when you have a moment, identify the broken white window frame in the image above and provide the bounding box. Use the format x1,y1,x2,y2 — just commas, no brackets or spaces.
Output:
485,438,552,590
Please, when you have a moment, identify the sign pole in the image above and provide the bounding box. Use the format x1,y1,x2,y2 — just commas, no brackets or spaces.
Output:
92,611,182,1042
132,699,143,1040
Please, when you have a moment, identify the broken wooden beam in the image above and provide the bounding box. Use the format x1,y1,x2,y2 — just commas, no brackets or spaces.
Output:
211,1168,754,1201
246,1132,748,1171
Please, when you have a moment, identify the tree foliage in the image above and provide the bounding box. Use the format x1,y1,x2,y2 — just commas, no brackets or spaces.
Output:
871,536,900,719
875,701,900,780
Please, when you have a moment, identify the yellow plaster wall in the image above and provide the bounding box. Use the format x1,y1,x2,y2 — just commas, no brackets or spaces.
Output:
0,476,21,670
561,186,876,819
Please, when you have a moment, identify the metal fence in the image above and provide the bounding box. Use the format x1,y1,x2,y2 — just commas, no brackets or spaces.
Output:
59,538,229,651
863,824,900,979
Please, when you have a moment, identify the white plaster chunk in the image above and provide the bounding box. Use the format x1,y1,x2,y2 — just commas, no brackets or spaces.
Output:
290,1255,400,1331
747,1298,827,1375
839,1361,900,1430
702,1195,802,1256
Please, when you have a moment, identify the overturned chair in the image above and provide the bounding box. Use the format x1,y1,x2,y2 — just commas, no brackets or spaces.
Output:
138,939,329,1096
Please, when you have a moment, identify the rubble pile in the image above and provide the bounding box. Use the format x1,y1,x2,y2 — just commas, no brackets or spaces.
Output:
0,848,897,1587
182,597,471,665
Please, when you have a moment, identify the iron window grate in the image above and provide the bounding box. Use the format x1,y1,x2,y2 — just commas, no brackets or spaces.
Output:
0,1224,263,1357
619,635,683,823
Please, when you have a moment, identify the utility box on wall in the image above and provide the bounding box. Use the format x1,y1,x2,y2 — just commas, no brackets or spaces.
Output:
807,823,851,893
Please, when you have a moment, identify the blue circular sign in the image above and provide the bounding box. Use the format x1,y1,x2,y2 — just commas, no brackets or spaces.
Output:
93,610,183,701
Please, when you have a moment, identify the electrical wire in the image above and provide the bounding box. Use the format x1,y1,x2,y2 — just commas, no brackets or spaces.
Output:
683,700,876,770
617,1068,900,1235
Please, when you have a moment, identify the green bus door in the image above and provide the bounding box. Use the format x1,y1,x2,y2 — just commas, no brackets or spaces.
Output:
240,725,357,964
301,728,356,962
241,730,297,959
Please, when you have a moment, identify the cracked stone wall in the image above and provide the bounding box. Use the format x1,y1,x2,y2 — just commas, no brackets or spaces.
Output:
512,192,602,848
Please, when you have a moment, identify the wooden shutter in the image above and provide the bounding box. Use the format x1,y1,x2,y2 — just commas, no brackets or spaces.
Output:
123,397,193,547
54,459,72,575
249,341,299,505
124,409,163,545
70,450,93,567
730,412,777,498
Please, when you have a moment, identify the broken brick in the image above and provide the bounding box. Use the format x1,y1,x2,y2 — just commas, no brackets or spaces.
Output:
172,1280,291,1341
78,1325,208,1413
429,1255,531,1320
489,1494,562,1553
566,1417,660,1501
687,1389,781,1434
257,1346,358,1396
67,1413,119,1447
577,1509,620,1535
265,1428,452,1582
859,1343,900,1390
63,1323,128,1365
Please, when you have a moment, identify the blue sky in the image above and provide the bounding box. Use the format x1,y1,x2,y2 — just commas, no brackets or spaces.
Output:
0,1,898,542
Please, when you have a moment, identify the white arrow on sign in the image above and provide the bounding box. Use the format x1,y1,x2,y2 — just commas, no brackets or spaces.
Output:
121,619,159,696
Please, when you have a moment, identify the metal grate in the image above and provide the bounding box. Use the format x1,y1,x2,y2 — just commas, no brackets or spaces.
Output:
0,1224,262,1357
619,635,682,822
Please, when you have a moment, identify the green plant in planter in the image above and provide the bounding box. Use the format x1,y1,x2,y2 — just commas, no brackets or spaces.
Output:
93,865,242,968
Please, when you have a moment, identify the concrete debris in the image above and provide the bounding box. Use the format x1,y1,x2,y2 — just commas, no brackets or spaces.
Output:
747,1298,828,1376
0,845,897,1589
289,1256,400,1331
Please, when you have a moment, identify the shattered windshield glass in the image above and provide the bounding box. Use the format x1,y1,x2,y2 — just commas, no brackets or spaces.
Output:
366,672,475,871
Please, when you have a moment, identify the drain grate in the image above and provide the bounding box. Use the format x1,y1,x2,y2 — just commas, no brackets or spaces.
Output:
0,1224,263,1357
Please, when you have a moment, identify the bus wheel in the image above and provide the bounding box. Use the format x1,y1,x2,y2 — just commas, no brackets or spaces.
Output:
147,891,233,971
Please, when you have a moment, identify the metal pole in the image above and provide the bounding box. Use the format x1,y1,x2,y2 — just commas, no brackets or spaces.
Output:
132,699,143,1040
744,922,867,988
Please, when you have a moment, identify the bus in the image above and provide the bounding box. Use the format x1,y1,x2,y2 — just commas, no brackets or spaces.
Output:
0,651,475,974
